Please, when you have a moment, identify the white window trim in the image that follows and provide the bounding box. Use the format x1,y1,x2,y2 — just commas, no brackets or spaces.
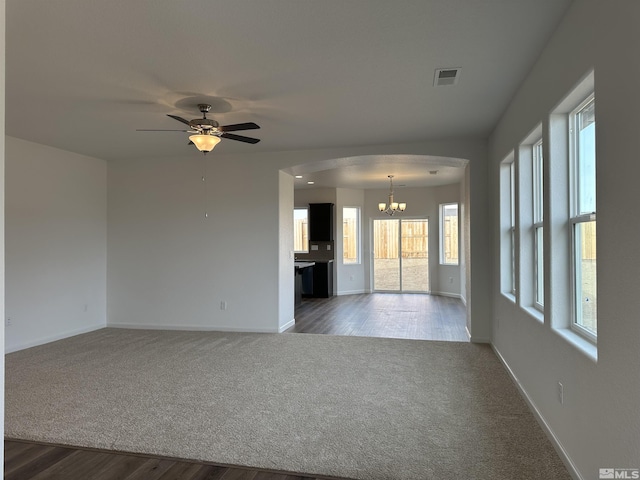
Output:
532,138,544,312
342,206,361,265
568,92,597,343
570,214,597,343
499,152,516,302
294,207,309,254
439,203,459,266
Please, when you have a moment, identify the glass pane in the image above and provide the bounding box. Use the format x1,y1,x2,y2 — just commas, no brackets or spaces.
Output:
343,207,359,264
401,219,429,292
441,204,459,265
535,226,544,306
373,219,400,290
576,99,596,215
533,140,544,222
294,208,309,252
511,227,516,294
574,221,597,334
510,162,516,226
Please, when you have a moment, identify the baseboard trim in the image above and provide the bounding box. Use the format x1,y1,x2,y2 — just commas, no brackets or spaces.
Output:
5,323,106,353
492,344,584,480
337,289,366,296
107,322,281,334
466,326,489,343
430,291,462,299
278,319,295,332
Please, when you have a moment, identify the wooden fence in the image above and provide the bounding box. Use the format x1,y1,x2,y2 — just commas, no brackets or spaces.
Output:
373,219,429,259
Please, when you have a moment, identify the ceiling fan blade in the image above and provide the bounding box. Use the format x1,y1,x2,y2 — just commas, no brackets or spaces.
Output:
221,133,261,144
136,129,191,132
167,114,192,126
219,122,260,132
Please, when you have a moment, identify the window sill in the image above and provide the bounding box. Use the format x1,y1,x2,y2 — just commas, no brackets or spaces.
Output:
521,305,544,324
553,327,598,363
501,292,517,304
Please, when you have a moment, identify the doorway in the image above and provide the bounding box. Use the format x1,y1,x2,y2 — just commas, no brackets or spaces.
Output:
373,218,429,292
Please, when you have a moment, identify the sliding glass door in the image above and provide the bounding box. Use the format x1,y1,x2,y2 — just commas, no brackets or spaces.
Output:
373,218,429,292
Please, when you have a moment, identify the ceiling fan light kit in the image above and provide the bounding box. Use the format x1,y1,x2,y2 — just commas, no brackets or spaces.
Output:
189,134,221,153
137,103,260,154
379,175,406,216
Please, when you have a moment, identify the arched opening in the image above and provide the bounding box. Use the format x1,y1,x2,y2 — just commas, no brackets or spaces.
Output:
281,154,471,341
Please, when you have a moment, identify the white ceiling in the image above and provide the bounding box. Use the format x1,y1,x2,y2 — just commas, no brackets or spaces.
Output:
6,0,571,189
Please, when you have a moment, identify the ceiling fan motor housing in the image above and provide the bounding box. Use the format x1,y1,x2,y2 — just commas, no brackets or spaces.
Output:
189,118,219,131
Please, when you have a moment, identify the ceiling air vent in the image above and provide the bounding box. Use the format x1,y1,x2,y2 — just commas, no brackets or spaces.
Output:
434,68,461,87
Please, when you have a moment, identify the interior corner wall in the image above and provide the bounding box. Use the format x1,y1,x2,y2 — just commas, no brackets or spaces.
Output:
489,0,640,476
107,155,282,333
0,1,6,471
278,171,294,331
335,188,365,295
5,136,107,353
459,168,469,307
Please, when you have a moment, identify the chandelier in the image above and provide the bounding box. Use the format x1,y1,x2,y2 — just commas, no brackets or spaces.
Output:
378,175,406,216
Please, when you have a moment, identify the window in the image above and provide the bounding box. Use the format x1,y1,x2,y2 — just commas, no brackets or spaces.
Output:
532,139,544,308
440,203,459,265
570,94,596,338
342,207,360,264
294,208,308,253
500,153,516,298
510,161,517,295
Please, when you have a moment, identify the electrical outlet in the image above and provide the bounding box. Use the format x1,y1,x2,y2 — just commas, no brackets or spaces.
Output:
220,301,227,311
558,382,564,404
6,317,11,327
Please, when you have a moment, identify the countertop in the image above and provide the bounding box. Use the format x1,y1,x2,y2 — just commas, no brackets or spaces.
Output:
294,261,316,269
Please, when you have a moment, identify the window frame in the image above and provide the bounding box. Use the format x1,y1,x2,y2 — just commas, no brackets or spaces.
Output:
532,139,544,311
293,207,309,254
342,206,361,265
499,152,517,300
439,203,459,266
509,161,517,296
569,93,597,342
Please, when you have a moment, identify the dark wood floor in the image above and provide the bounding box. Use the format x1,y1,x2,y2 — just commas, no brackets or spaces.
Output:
288,293,469,342
4,440,350,480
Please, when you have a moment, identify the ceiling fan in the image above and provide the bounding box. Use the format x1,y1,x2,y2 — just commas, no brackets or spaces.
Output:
137,103,260,153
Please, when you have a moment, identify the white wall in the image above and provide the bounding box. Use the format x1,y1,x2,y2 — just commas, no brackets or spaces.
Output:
5,136,107,352
107,155,282,333
294,187,336,206
278,171,294,331
107,140,489,338
0,1,6,471
335,188,365,295
459,165,469,306
489,1,640,477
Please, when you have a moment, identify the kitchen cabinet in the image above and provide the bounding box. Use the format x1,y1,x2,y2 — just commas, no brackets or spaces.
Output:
309,203,334,241
300,260,334,299
312,260,334,298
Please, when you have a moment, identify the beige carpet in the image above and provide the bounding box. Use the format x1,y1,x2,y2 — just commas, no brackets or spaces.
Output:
5,328,571,480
